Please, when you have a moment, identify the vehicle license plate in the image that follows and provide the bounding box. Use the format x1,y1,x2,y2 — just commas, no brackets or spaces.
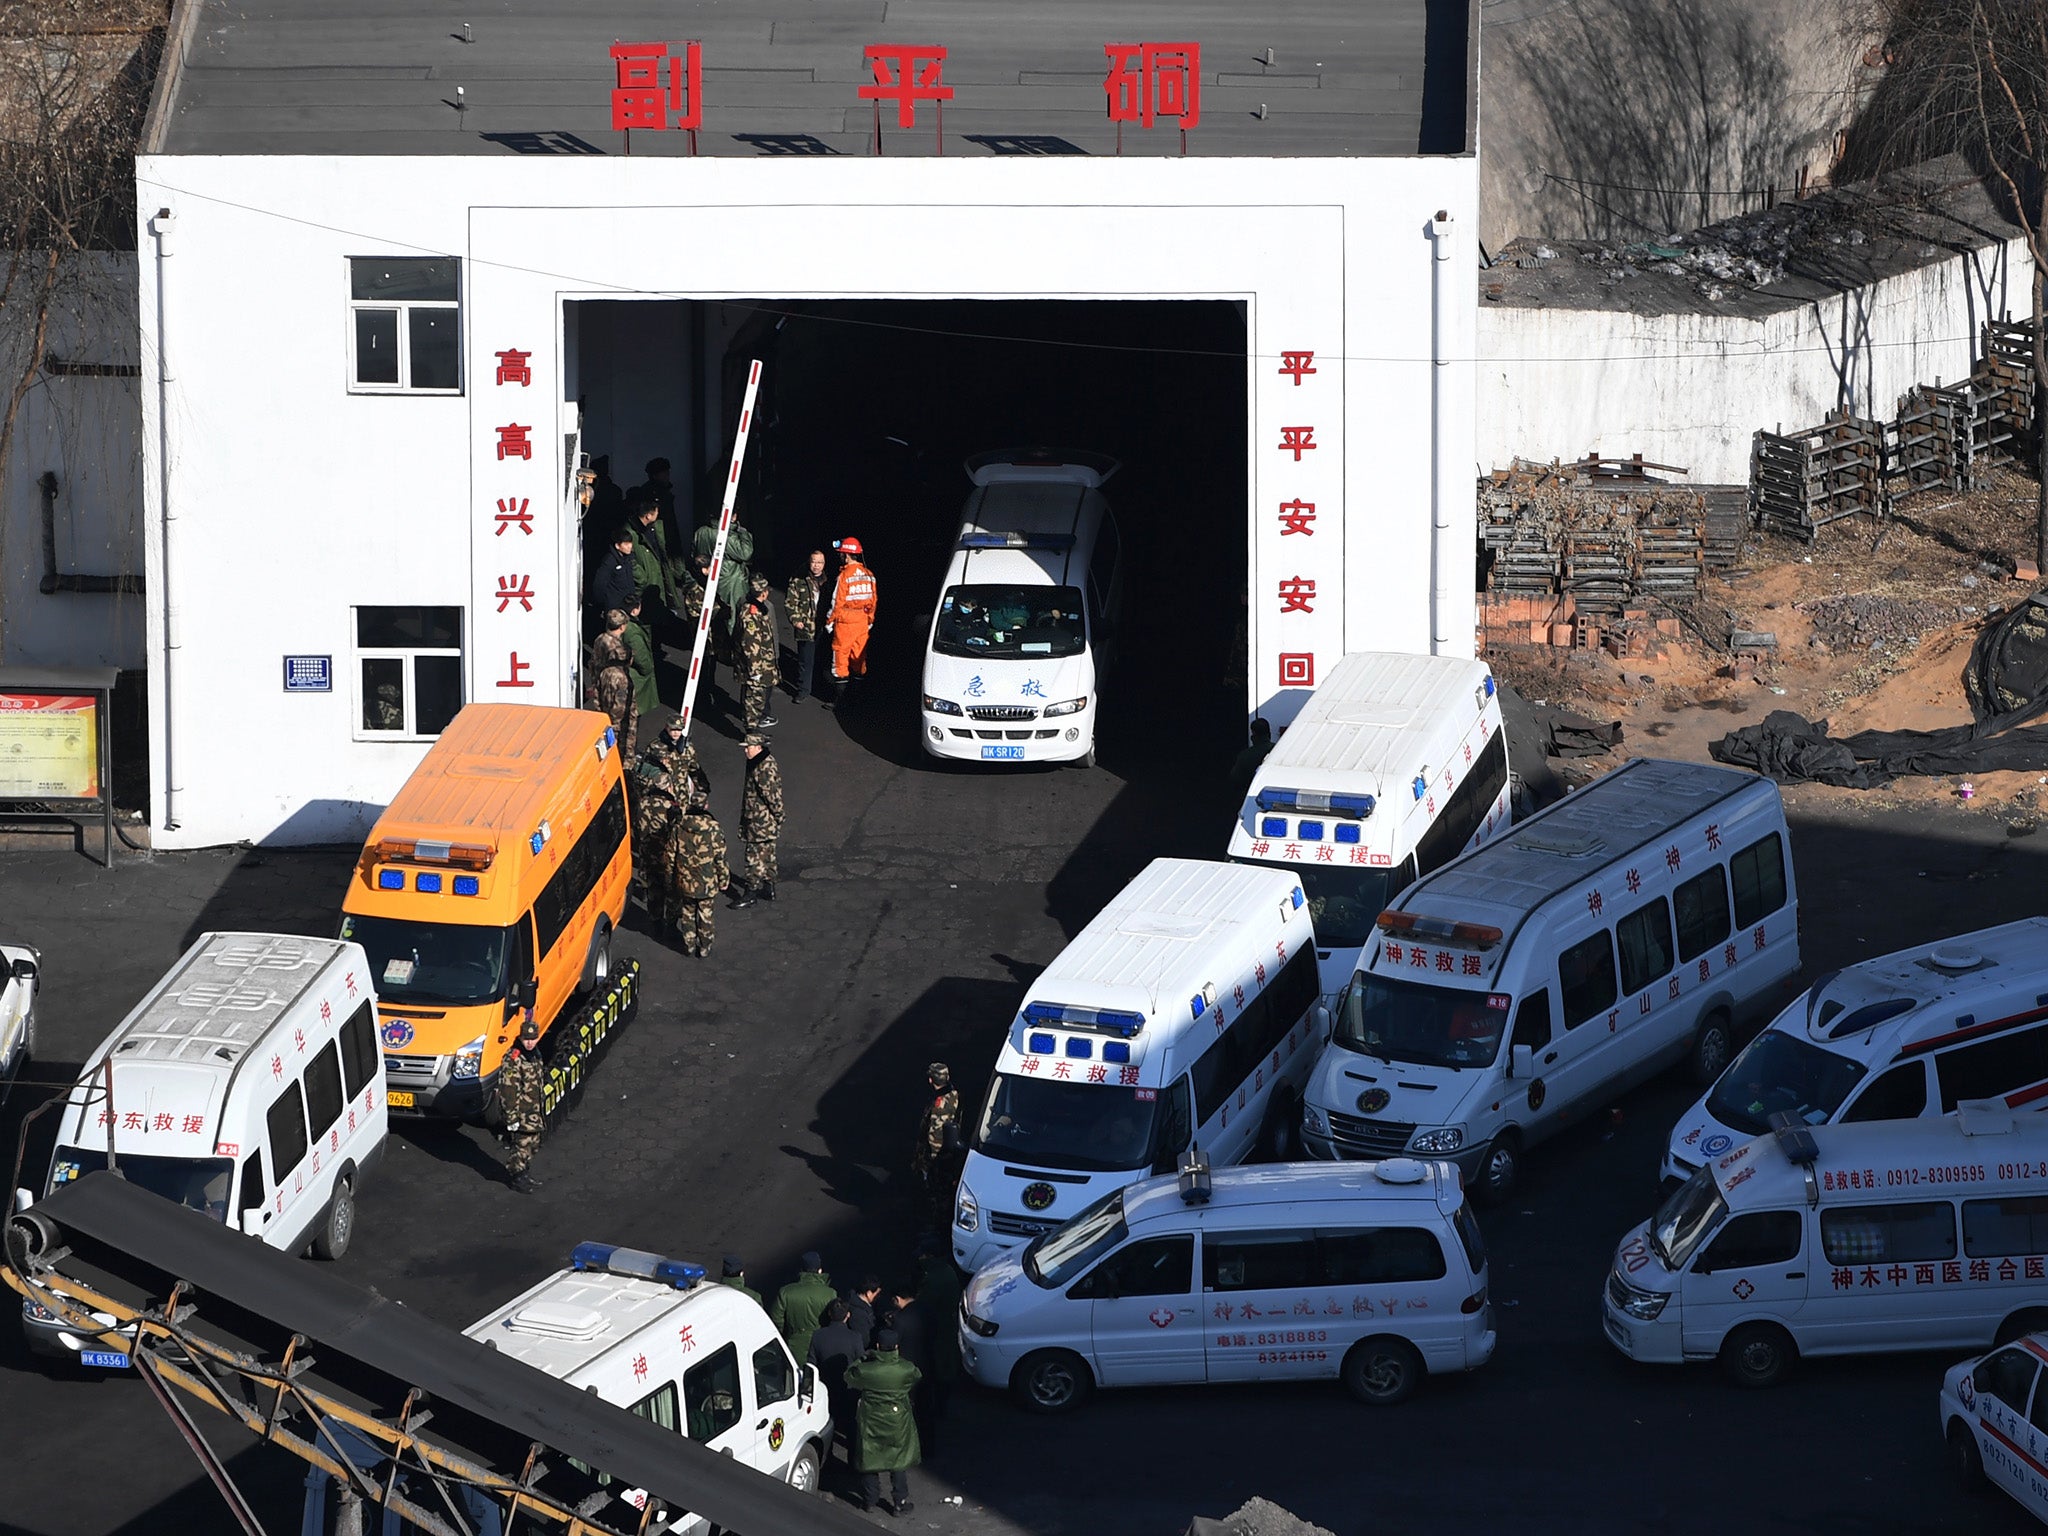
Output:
387,1090,416,1109
81,1350,129,1369
980,746,1026,760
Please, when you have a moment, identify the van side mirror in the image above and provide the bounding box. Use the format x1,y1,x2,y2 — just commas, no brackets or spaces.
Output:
1510,1044,1534,1081
1313,1004,1331,1035
12,1187,31,1214
10,958,34,983
799,1362,818,1406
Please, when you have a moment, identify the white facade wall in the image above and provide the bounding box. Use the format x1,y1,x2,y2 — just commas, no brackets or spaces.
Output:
135,153,1477,849
1477,237,2033,484
1,251,146,670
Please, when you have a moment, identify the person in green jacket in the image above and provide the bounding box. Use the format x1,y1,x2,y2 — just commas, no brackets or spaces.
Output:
844,1328,922,1515
769,1250,835,1363
627,496,677,612
622,595,661,716
718,1254,762,1307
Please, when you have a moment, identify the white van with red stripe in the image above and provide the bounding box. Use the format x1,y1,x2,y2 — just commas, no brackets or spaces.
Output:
1664,918,2048,1194
1941,1330,2048,1516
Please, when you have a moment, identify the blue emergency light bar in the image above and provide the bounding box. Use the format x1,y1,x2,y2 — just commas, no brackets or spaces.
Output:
569,1242,706,1290
1298,821,1324,841
1335,825,1362,845
1292,887,1305,910
1027,1032,1056,1054
1484,675,1497,698
1260,816,1287,838
1066,1037,1092,1059
1103,1041,1132,1063
378,870,403,890
1255,787,1376,820
957,531,1078,552
415,873,442,894
1021,1000,1147,1038
453,875,481,896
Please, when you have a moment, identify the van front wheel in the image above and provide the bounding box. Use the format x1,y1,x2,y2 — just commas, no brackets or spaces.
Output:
313,1175,354,1262
1012,1349,1093,1414
1473,1132,1520,1206
1719,1322,1794,1388
1342,1337,1423,1405
1687,1009,1733,1087
1948,1420,1985,1488
1258,1092,1300,1162
582,920,613,995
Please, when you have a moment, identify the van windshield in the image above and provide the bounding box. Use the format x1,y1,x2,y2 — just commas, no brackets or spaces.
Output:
50,1148,233,1223
1707,1030,1867,1135
1024,1188,1129,1288
1335,972,1509,1069
1237,858,1395,949
1650,1167,1727,1270
974,1072,1163,1173
933,585,1086,659
338,913,510,1006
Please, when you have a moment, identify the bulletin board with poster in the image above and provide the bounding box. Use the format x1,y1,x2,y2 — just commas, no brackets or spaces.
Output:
0,667,117,865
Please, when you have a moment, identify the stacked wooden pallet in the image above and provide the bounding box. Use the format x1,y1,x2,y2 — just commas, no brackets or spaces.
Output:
1748,411,1889,541
1479,460,1708,611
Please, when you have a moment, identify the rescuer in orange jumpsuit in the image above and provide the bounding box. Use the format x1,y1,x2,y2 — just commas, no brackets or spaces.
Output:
826,536,878,705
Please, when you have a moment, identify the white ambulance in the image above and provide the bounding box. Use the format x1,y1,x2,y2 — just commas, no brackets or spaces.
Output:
952,858,1326,1275
1664,918,2048,1193
1227,651,1509,1002
919,448,1121,768
1303,757,1798,1203
22,933,388,1362
1,940,38,1099
1940,1330,2048,1517
958,1153,1494,1411
1606,1108,2048,1387
465,1240,833,1525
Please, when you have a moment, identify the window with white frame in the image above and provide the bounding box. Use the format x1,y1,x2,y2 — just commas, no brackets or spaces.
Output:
348,257,461,393
355,607,464,738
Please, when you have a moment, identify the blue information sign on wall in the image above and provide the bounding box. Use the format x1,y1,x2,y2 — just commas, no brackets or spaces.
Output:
283,655,333,693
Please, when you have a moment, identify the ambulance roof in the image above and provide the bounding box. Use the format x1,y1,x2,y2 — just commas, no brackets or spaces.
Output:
1252,652,1495,796
367,704,613,852
1023,858,1304,1022
1122,1158,1462,1229
1786,917,2048,1058
951,478,1105,589
466,1263,760,1390
1710,1109,2048,1211
87,933,351,1073
1401,757,1767,928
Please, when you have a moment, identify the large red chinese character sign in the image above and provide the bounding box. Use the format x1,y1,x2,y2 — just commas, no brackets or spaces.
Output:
860,43,952,150
610,40,702,149
1104,42,1200,152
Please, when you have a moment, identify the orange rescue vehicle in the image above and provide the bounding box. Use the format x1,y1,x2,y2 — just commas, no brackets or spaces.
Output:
339,703,630,1118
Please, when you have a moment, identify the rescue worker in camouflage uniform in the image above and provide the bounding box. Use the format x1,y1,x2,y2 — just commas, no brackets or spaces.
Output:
738,573,780,730
676,552,720,706
498,1010,547,1193
845,1328,922,1515
585,611,638,760
785,550,826,702
913,1062,962,1231
629,741,685,920
665,787,727,957
728,732,783,909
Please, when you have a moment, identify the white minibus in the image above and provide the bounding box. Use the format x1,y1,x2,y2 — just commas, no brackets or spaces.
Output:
1665,918,2048,1192
1303,757,1799,1202
919,448,1121,768
951,858,1326,1274
1607,1108,2048,1386
959,1153,1494,1411
1227,651,1509,1003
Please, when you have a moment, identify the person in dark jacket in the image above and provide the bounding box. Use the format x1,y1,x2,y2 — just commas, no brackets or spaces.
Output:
843,1274,882,1350
587,527,639,621
884,1286,935,1450
805,1298,863,1456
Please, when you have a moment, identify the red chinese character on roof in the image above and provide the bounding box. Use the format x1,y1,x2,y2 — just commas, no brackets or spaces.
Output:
1119,1065,1141,1085
495,497,534,536
319,999,331,1024
1586,890,1603,917
1255,962,1267,985
1278,425,1317,460
294,1026,306,1053
1251,839,1270,856
1102,43,1201,129
1277,498,1316,536
181,1114,204,1134
495,423,533,461
1314,844,1334,862
1704,822,1722,850
859,44,952,128
1625,868,1641,894
1278,350,1316,385
497,652,536,689
1349,847,1368,864
123,1110,144,1130
1409,947,1428,968
1086,1063,1107,1083
1053,1060,1072,1078
1664,844,1682,872
270,1053,283,1080
496,574,535,613
1435,951,1453,972
344,972,358,997
1462,954,1483,976
494,348,533,387
678,1323,696,1352
152,1112,173,1131
1278,576,1315,614
1021,1056,1040,1074
610,41,703,132
632,1352,649,1381
1384,942,1404,965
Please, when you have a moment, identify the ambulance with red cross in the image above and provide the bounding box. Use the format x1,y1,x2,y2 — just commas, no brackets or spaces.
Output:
1302,757,1798,1203
1607,1107,2048,1388
19,933,389,1363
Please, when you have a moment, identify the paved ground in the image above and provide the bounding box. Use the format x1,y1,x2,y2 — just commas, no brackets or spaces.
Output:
2,655,2046,1534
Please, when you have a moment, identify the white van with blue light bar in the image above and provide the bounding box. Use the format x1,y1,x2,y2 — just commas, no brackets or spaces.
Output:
1304,758,1798,1203
1663,918,2048,1195
1227,651,1510,1005
920,448,1121,767
1607,1107,2048,1387
953,858,1327,1274
959,1151,1494,1412
464,1240,833,1522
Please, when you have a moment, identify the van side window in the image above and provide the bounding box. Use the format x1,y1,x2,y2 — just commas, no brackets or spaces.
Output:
1963,1195,2048,1258
630,1381,680,1431
1191,946,1319,1123
1820,1201,1956,1265
2032,1379,2048,1437
1672,868,1732,963
684,1343,743,1442
266,1081,309,1179
1693,1211,1801,1272
304,1042,345,1140
1559,931,1619,1029
1152,1078,1193,1172
1414,733,1509,876
1729,833,1788,929
1615,898,1674,996
1070,1235,1193,1299
1937,1023,2048,1110
1204,1232,1319,1293
339,1003,378,1098
509,914,535,997
236,1151,265,1215
752,1339,796,1408
1512,990,1552,1052
1841,1062,1928,1123
1975,1348,2040,1412
534,780,629,957
1320,1228,1448,1284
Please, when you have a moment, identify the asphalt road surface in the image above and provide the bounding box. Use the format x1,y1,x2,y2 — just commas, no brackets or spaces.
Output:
3,662,2046,1535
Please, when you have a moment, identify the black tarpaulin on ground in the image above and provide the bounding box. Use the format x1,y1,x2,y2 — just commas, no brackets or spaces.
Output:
1711,597,2048,787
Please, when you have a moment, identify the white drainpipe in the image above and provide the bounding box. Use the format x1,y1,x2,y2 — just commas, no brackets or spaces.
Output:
1427,209,1456,656
149,207,180,830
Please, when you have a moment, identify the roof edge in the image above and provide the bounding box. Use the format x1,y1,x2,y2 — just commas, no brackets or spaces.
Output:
138,0,199,157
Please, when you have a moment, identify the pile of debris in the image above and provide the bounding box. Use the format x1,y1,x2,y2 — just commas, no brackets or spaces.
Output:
1799,591,1964,653
1480,456,1722,614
